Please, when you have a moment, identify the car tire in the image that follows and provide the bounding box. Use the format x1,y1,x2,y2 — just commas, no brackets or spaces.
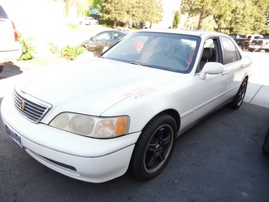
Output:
229,78,248,109
128,113,177,180
265,50,269,53
263,128,269,155
0,65,4,73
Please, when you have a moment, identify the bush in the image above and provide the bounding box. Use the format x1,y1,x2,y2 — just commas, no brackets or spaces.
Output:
18,33,35,61
48,42,59,55
60,45,86,61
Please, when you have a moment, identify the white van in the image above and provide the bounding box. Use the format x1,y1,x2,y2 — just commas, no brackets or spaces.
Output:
0,5,22,73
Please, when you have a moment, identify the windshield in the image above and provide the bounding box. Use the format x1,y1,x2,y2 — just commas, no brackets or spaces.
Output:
102,32,200,73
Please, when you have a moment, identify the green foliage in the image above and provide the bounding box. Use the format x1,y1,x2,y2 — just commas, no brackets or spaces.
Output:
18,33,35,61
48,42,58,55
88,0,101,7
68,23,79,30
181,0,269,34
173,11,181,28
48,42,86,61
60,45,86,61
101,0,163,28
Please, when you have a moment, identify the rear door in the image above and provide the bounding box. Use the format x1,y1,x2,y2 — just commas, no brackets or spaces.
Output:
219,36,245,99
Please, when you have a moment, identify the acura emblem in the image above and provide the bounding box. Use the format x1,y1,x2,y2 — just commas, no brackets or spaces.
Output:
20,101,26,110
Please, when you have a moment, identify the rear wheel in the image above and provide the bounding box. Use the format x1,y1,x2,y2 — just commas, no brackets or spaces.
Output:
229,78,248,109
129,113,177,180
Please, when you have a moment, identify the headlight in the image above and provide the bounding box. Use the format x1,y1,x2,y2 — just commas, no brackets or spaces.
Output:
49,113,129,139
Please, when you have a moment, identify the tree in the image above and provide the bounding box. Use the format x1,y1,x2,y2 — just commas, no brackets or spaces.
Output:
173,11,181,28
88,0,101,8
181,0,214,29
101,0,131,27
100,0,163,28
250,0,268,33
142,0,164,28
181,0,269,34
128,0,144,27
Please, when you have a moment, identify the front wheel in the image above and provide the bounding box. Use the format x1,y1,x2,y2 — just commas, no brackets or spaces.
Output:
229,78,248,109
129,113,177,180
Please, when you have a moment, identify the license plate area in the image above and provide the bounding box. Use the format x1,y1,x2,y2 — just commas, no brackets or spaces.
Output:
5,125,23,148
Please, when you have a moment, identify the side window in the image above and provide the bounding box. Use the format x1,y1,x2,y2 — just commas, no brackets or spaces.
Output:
220,37,241,65
199,38,219,72
96,32,112,40
112,32,123,40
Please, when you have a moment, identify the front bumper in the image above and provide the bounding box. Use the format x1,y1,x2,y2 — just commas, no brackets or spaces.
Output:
1,95,140,183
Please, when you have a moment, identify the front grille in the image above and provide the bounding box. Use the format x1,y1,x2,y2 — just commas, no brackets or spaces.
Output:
14,90,52,123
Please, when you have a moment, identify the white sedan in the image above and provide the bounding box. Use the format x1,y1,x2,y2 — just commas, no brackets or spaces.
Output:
79,17,98,25
1,29,252,183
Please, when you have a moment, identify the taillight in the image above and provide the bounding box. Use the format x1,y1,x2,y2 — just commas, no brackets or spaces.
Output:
11,20,19,42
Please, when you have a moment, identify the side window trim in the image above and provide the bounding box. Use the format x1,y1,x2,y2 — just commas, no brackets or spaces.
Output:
196,36,222,73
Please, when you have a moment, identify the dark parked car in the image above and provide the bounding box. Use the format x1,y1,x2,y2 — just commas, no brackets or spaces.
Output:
263,128,269,154
81,30,130,56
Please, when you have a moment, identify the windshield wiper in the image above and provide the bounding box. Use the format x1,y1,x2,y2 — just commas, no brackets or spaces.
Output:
129,62,152,67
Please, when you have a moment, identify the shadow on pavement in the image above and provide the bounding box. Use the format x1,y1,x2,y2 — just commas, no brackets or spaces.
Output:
0,63,23,80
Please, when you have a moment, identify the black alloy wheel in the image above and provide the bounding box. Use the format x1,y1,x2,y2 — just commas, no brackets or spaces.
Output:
230,78,248,109
129,113,177,180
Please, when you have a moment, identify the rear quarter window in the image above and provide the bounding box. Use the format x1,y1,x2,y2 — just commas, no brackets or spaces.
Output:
0,5,9,19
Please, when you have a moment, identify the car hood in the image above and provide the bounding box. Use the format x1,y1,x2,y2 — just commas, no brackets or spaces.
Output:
15,58,185,116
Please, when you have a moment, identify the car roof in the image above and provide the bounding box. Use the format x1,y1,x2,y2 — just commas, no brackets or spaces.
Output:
102,30,130,34
135,29,228,38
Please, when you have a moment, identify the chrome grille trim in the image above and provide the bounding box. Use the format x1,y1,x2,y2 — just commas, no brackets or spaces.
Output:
14,90,52,123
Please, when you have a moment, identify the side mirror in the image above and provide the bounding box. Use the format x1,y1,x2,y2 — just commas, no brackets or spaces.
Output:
90,37,96,42
200,62,224,80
